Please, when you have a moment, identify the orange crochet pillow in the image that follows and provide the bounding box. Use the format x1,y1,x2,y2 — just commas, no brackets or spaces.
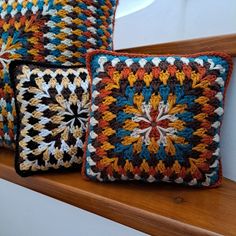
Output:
83,50,233,187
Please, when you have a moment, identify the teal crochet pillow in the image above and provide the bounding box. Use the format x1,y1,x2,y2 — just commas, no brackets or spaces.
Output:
0,0,118,148
83,50,233,187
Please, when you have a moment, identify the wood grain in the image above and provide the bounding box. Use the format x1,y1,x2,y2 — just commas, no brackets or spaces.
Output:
118,33,236,57
0,150,235,236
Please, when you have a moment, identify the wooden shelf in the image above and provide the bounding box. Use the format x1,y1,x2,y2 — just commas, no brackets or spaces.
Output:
118,33,236,57
0,149,236,236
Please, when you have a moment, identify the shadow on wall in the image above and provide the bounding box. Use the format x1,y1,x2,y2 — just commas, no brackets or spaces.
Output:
116,0,155,19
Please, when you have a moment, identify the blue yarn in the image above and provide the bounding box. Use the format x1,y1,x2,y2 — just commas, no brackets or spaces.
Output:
97,0,106,4
157,144,166,160
114,143,128,153
173,145,185,162
140,144,150,160
142,86,152,102
78,25,87,32
77,36,87,43
6,5,13,13
159,85,170,103
97,29,104,36
175,85,184,102
26,2,33,10
54,3,63,10
96,9,104,16
51,16,61,23
15,48,27,57
50,38,61,45
3,125,8,133
208,162,219,184
79,14,87,21
3,73,10,84
51,49,61,57
50,26,61,34
96,19,103,26
6,103,12,112
116,129,131,138
125,86,135,102
37,1,45,10
177,128,194,139
78,3,87,10
124,145,133,160
78,47,87,54
117,112,133,123
2,32,9,43
178,95,196,106
174,144,192,163
96,40,103,47
176,112,193,122
78,57,85,64
116,96,132,106
12,32,21,44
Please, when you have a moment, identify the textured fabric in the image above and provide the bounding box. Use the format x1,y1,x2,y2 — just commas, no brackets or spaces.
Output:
83,50,233,187
0,0,118,148
11,62,90,176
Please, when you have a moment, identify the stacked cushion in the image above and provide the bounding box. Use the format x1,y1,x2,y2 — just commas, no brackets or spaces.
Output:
10,62,90,176
0,0,118,148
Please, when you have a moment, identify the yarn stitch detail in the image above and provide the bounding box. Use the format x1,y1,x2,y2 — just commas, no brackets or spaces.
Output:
83,50,233,187
11,62,90,176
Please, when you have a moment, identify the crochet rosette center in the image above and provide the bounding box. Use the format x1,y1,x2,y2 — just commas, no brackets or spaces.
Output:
131,101,177,146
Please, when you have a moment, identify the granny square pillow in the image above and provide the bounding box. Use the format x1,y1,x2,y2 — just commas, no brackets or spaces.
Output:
10,62,90,176
0,0,118,148
83,50,233,187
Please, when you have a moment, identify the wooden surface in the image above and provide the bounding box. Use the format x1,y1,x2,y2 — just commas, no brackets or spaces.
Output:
0,150,236,236
118,33,236,57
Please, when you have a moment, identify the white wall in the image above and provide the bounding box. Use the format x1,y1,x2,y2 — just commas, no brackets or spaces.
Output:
221,58,236,181
115,0,236,182
115,0,236,50
0,179,146,236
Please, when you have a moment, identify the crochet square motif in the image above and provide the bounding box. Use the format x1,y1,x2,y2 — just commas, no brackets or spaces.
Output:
13,64,90,176
0,0,118,148
84,51,232,187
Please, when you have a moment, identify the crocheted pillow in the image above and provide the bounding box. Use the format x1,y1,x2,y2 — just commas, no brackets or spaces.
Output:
10,62,90,176
0,0,118,148
83,50,233,187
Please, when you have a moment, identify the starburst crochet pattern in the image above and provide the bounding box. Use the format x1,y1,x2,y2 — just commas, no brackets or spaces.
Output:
83,50,233,187
130,101,181,146
12,63,90,176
